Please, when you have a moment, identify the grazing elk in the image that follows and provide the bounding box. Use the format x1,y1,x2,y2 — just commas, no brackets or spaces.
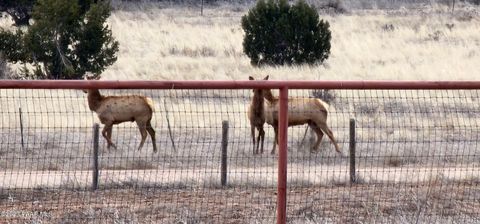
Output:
247,75,269,154
84,88,158,153
263,87,341,155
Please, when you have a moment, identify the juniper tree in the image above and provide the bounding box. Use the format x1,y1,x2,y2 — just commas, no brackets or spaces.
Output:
242,0,331,66
0,0,117,79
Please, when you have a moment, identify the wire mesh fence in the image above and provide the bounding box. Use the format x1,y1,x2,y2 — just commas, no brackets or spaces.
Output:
0,87,479,223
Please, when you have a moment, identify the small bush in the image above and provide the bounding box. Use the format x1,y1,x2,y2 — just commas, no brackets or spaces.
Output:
466,0,480,5
0,0,119,80
315,0,347,14
241,0,331,66
0,53,12,79
311,89,336,104
382,24,395,32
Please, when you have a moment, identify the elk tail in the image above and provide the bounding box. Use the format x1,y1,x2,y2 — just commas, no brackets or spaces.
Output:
145,97,155,113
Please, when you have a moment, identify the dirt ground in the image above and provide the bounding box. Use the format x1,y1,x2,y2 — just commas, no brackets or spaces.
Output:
1,165,479,189
1,182,480,223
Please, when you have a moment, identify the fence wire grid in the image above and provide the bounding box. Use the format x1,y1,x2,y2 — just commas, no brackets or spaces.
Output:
0,88,479,223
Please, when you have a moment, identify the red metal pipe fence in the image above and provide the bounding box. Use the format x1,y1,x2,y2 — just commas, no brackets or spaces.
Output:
277,87,288,224
2,80,480,89
1,80,480,223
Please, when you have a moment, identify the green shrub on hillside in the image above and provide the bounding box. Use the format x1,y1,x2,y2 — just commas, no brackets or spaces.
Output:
241,0,331,66
0,0,118,79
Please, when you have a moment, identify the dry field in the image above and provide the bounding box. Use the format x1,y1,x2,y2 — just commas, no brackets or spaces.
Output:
2,184,480,223
1,0,480,223
1,87,480,223
3,1,479,81
101,1,480,81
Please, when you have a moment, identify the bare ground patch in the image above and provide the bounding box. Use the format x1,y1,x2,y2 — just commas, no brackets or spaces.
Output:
1,165,480,223
1,184,480,223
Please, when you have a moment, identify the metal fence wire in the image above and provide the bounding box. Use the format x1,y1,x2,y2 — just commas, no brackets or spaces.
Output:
1,87,480,223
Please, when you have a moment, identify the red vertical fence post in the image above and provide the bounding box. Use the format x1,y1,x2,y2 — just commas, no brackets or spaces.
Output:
277,87,288,224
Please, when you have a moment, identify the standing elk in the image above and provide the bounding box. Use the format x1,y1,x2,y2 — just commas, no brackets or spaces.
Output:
263,85,341,155
84,88,158,153
247,75,269,154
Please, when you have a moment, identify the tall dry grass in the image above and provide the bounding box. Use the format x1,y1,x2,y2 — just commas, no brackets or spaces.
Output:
0,0,479,177
96,1,479,81
1,1,478,81
1,4,480,222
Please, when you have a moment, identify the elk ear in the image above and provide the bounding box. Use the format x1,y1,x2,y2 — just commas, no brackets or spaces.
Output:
84,74,93,80
263,75,269,80
83,75,89,93
249,76,254,80
84,72,100,80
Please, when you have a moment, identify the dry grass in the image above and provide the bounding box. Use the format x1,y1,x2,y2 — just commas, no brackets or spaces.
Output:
2,183,480,223
2,165,480,189
1,1,480,222
102,2,479,81
1,88,479,169
3,1,478,81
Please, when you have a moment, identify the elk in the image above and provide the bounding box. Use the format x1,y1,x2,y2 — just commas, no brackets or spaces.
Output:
84,89,158,153
247,75,269,154
263,88,341,155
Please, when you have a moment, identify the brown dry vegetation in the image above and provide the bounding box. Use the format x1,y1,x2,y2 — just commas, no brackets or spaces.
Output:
1,183,480,223
1,1,480,223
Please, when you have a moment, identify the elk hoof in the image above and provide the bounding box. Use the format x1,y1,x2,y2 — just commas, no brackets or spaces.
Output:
108,143,117,150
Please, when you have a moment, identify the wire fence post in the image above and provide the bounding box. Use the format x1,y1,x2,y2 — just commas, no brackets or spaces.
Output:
92,123,100,191
350,118,356,184
277,87,288,224
221,120,229,187
19,107,25,151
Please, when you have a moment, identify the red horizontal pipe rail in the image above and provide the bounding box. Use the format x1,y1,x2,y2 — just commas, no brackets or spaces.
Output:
3,78,479,224
1,80,480,89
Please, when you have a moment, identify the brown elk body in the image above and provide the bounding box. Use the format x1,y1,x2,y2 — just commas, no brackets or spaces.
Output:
86,89,158,152
247,76,268,154
263,89,341,155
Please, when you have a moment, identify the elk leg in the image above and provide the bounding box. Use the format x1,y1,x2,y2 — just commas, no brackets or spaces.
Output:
255,127,262,154
259,128,265,154
101,127,108,147
310,124,324,152
136,121,148,151
317,121,341,154
299,125,309,147
251,126,257,154
107,126,115,149
271,126,278,155
102,124,116,149
146,120,157,153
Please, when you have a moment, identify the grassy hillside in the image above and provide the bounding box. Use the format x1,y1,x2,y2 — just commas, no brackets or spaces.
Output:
2,1,479,81
1,2,479,168
99,1,480,81
1,3,479,223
